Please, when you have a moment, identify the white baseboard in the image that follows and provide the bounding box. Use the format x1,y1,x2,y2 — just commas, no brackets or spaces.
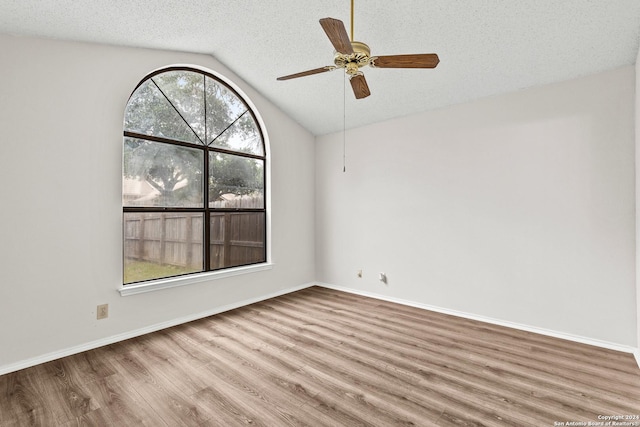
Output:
0,282,315,376
316,282,639,361
4,282,637,375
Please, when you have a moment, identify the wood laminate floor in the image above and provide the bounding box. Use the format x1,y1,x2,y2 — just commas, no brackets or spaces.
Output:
1,286,639,426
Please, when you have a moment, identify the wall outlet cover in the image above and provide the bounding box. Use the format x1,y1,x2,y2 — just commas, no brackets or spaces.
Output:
97,304,109,320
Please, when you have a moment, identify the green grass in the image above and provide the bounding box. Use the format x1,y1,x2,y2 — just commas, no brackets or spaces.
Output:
124,260,199,284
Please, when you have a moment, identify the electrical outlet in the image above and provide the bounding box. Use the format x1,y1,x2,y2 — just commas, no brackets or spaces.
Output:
357,269,362,278
97,304,109,320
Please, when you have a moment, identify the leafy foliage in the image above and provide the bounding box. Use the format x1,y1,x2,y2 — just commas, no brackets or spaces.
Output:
209,153,264,204
123,138,203,206
123,70,264,207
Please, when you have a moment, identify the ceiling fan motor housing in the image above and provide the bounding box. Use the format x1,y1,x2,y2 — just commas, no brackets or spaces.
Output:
334,41,372,75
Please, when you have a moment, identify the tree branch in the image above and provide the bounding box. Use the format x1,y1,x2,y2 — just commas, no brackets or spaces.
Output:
145,176,165,193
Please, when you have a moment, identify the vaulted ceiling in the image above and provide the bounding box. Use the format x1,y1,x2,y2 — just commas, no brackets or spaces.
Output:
1,0,639,135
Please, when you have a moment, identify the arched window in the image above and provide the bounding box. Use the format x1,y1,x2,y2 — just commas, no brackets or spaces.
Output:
122,67,266,285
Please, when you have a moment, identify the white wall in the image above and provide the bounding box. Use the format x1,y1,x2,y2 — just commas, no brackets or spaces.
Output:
636,46,640,353
0,34,315,371
316,66,636,347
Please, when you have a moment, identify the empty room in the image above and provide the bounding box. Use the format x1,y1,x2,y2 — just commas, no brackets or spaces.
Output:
1,0,639,425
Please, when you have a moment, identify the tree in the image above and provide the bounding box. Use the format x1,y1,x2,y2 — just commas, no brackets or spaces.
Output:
123,138,203,206
123,70,264,207
209,153,264,206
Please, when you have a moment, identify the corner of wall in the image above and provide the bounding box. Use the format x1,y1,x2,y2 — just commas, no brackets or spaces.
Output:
636,45,640,359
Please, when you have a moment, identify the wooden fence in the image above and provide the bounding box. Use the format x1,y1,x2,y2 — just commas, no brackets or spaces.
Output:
124,212,265,269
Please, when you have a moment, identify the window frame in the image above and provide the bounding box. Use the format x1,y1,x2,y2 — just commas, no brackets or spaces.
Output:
121,66,269,291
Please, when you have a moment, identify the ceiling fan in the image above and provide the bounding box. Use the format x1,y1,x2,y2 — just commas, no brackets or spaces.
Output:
276,0,440,99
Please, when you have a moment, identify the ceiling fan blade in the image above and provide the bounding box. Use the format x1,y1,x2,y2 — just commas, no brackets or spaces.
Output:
350,74,370,99
319,18,354,55
277,66,335,81
371,54,440,69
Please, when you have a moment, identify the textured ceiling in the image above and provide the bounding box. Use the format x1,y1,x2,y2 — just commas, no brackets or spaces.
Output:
1,0,639,135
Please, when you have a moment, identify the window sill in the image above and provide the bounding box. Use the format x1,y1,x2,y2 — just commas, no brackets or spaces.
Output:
118,263,274,296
